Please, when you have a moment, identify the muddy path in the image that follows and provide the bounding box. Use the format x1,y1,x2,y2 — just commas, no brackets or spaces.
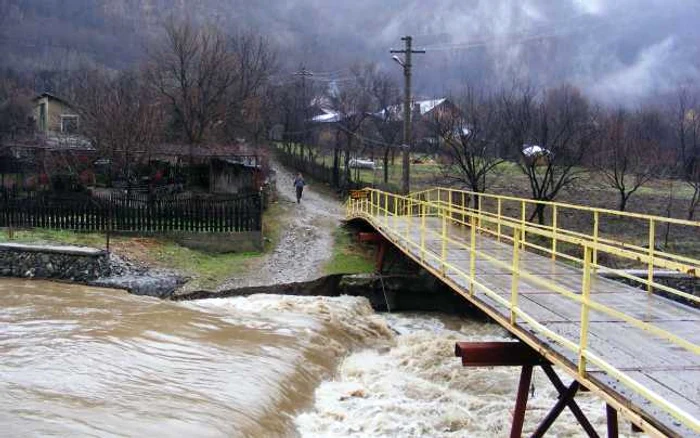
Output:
217,159,343,290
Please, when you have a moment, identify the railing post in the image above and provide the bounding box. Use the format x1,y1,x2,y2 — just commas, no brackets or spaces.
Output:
593,211,600,270
520,201,526,249
477,194,483,229
497,198,502,242
462,191,466,226
420,201,427,263
510,227,521,325
393,194,398,229
374,190,378,217
407,197,412,241
648,218,655,294
441,204,448,275
384,192,389,225
552,205,558,261
579,245,593,377
470,213,477,295
448,189,453,225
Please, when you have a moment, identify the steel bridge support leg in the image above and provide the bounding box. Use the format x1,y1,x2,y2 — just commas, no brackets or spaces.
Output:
531,381,585,438
606,405,618,438
539,365,599,437
510,365,534,438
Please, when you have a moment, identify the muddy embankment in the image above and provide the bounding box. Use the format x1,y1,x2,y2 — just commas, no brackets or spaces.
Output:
172,272,479,315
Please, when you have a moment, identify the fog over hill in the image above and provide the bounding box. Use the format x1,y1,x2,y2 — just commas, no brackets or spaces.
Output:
1,0,699,103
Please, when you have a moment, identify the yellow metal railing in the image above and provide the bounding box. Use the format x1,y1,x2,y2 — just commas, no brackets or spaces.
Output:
346,187,700,434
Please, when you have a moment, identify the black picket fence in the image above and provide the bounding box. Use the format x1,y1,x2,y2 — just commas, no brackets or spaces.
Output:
0,192,262,233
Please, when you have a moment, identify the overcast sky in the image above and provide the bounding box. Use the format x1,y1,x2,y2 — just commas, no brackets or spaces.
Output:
3,0,700,104
268,0,700,103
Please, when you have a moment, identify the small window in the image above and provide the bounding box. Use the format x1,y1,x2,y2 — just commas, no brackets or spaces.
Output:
61,115,79,134
39,103,47,131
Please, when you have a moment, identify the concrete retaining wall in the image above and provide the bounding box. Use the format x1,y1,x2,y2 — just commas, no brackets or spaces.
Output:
0,243,110,281
172,231,263,253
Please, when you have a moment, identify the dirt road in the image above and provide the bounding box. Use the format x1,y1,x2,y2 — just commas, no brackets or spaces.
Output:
217,160,343,290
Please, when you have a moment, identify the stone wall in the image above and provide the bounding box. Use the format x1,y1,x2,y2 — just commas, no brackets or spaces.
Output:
0,243,110,282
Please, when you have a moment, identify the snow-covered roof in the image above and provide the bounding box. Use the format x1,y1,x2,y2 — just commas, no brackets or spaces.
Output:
311,110,342,123
417,98,447,115
522,145,550,157
373,98,447,120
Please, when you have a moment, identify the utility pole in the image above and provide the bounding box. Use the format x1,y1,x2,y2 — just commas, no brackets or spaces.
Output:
391,36,425,194
293,66,313,161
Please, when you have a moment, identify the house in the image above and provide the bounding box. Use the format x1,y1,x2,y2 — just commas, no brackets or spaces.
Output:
149,143,267,195
33,92,80,135
0,93,95,191
369,98,461,152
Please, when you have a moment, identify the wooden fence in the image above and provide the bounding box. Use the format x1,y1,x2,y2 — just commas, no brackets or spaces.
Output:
0,192,262,233
274,147,365,192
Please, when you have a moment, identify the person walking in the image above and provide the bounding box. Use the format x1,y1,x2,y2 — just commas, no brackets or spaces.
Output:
293,172,306,203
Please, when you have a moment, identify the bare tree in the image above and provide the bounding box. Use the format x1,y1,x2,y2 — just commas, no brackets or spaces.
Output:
594,108,665,211
73,69,163,182
436,88,503,200
328,64,373,187
367,69,401,185
146,19,238,146
0,85,33,144
501,84,597,223
669,87,700,219
224,31,277,147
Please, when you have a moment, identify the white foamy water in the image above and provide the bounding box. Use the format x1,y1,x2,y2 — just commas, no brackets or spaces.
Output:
296,313,641,438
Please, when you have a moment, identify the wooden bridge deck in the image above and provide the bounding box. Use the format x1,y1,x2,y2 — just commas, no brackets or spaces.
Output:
357,212,700,437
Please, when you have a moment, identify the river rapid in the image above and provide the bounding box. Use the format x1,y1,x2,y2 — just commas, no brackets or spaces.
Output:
1,279,636,437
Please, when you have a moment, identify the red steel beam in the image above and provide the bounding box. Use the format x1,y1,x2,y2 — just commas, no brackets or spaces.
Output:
455,342,549,367
358,232,383,243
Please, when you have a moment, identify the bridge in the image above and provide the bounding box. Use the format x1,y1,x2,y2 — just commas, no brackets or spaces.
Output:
346,187,700,438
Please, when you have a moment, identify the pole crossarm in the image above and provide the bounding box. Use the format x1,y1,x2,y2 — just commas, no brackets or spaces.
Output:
346,186,700,437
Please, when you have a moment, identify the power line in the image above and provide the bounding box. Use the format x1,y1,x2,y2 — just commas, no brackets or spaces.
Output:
419,10,648,52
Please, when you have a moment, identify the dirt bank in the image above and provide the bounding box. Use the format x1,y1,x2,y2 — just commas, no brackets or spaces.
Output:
217,159,343,290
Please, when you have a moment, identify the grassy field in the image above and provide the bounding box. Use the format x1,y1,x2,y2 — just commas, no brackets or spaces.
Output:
322,226,375,275
278,143,700,262
0,201,289,290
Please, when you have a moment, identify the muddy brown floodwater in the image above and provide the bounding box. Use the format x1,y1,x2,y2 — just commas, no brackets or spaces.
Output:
1,278,642,437
0,279,391,437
